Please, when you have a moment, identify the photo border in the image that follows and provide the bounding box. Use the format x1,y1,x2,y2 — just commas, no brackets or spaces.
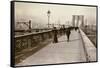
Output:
10,1,98,67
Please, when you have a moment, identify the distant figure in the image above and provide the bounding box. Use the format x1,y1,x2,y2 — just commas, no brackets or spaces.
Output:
65,28,71,42
36,29,39,32
60,27,63,35
52,27,58,43
62,25,66,34
75,27,79,31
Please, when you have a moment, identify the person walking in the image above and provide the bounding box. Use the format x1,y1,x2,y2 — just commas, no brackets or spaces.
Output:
65,28,71,42
52,27,58,43
62,25,66,34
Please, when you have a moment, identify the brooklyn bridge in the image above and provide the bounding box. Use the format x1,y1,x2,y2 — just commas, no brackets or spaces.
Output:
14,15,96,66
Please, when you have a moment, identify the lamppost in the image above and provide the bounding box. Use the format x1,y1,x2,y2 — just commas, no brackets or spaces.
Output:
47,10,51,28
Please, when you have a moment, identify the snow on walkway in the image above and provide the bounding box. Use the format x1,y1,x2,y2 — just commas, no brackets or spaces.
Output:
16,30,86,66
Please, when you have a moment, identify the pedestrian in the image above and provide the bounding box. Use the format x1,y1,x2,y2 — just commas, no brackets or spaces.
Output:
52,27,58,43
60,27,63,35
75,27,79,31
65,28,71,42
62,25,66,34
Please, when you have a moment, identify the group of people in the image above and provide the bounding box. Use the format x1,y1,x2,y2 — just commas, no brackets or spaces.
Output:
52,26,79,43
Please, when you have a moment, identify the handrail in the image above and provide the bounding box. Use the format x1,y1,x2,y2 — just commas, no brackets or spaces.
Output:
15,30,52,38
79,29,96,62
14,29,63,52
79,29,89,62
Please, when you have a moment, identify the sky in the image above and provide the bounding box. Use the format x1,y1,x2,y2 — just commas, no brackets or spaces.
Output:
15,2,97,29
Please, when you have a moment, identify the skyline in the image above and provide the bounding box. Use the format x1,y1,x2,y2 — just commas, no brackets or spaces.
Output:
15,2,97,29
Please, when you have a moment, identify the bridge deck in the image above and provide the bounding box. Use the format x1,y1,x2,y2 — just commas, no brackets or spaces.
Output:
17,30,89,66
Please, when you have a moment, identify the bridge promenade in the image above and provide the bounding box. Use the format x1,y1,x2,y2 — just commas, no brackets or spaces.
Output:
16,29,96,66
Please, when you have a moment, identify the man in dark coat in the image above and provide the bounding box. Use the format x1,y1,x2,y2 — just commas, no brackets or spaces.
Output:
52,27,58,43
75,27,79,31
66,28,71,42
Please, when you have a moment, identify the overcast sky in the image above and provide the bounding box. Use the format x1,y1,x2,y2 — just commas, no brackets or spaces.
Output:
15,2,96,28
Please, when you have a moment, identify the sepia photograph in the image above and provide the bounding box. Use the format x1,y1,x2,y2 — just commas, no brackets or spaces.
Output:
11,1,97,67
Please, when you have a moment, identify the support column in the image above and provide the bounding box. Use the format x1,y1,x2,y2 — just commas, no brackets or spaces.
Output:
76,16,80,27
81,15,84,27
72,15,75,27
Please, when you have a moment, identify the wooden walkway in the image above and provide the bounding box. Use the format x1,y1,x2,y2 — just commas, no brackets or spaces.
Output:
16,30,96,66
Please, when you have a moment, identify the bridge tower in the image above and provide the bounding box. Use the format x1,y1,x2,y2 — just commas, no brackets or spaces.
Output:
72,15,75,27
72,15,84,27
